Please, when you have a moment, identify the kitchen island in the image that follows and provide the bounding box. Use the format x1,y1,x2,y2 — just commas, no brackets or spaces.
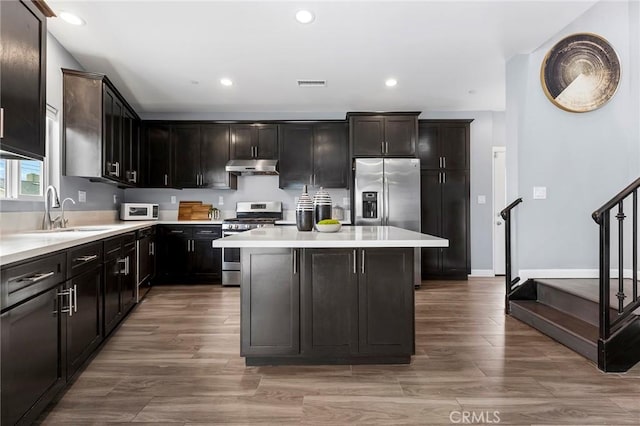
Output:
213,226,448,365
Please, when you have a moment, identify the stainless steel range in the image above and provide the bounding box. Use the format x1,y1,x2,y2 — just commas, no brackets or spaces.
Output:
221,201,282,286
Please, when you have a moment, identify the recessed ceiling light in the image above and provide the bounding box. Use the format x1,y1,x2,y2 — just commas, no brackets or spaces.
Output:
468,89,477,95
295,10,315,24
191,80,200,85
59,11,85,26
220,78,233,87
385,78,398,87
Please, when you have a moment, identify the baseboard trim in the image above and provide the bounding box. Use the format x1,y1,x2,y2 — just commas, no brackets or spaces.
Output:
470,269,495,277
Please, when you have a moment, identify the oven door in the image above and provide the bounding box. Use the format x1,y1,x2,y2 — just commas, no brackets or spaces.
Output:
222,231,242,270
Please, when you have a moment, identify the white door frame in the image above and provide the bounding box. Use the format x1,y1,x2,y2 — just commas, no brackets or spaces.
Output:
492,147,507,276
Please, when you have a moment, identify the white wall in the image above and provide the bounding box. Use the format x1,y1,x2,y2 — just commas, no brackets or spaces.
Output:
506,0,640,275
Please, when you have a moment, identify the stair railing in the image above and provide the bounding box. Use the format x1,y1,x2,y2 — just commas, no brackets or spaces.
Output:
592,177,640,340
501,197,523,314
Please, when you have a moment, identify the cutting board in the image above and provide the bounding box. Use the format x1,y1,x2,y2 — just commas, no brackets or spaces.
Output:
178,201,212,220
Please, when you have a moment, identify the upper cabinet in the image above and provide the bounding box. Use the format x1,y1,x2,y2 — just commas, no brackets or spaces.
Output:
349,113,419,157
417,120,471,170
0,0,51,160
62,69,140,186
279,122,349,189
142,122,237,190
230,124,278,160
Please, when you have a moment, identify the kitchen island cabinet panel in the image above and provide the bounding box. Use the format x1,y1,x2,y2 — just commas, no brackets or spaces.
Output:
359,248,414,355
241,248,300,356
302,249,357,356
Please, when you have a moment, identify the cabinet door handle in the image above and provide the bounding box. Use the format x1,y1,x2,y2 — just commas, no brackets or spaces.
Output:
443,172,446,184
442,157,446,168
130,170,137,183
73,284,78,313
381,141,384,154
255,146,259,158
385,142,389,154
149,241,155,256
353,249,357,274
0,107,4,138
115,162,120,177
164,174,168,186
293,249,297,274
75,254,98,263
439,157,442,168
361,249,365,274
126,256,131,275
58,289,73,316
118,258,127,274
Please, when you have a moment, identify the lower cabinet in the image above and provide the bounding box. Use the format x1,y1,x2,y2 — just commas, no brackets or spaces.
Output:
241,248,300,356
241,247,414,364
137,227,156,299
103,233,137,336
157,225,222,283
65,267,102,380
1,285,65,426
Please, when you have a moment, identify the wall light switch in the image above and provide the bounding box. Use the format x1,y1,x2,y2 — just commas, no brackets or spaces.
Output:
170,196,176,204
113,194,118,204
477,195,486,204
218,196,224,206
533,186,547,200
78,191,86,203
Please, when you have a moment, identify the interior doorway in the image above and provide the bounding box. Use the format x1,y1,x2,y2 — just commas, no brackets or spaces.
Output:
493,147,507,275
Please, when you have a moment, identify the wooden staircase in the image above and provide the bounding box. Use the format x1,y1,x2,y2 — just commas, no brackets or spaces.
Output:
509,278,640,372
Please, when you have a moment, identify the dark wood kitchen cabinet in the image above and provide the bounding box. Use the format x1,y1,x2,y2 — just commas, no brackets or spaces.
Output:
279,122,349,189
157,225,222,283
201,124,237,189
419,120,471,280
137,227,156,299
241,248,300,356
63,69,140,186
1,253,67,426
230,124,278,160
143,122,172,187
349,113,418,157
417,120,470,170
172,124,201,188
103,233,136,335
301,249,358,356
242,247,415,365
0,0,50,160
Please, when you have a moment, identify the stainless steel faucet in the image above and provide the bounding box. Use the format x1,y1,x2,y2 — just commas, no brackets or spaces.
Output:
59,197,76,228
42,185,61,230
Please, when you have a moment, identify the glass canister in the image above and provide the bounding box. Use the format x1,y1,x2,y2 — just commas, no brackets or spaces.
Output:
296,185,314,231
313,187,332,225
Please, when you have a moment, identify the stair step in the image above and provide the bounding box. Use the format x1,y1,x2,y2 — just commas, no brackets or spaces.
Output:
509,300,598,362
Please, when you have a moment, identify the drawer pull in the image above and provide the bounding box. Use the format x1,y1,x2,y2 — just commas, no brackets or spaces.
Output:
170,230,184,234
198,230,213,234
21,271,55,283
75,254,98,263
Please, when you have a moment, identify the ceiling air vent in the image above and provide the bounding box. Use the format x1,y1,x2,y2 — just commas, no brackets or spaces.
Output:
297,80,327,87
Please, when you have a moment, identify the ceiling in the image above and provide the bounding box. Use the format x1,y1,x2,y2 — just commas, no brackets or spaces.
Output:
46,1,598,117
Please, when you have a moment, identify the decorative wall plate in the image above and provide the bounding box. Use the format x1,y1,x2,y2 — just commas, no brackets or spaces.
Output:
540,33,620,113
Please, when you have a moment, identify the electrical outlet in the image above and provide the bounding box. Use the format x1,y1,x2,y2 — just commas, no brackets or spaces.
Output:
533,186,547,200
78,191,86,203
218,196,224,206
113,194,118,204
171,196,177,204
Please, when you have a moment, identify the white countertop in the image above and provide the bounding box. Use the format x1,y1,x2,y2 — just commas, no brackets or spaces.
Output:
212,226,448,248
0,222,159,266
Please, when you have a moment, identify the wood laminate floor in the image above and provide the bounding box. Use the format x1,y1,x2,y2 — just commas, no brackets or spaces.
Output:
38,278,640,425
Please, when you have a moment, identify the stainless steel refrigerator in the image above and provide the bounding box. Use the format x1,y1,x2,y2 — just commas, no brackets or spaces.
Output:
354,158,422,286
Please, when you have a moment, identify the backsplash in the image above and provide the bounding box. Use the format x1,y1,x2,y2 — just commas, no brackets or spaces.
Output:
124,175,350,215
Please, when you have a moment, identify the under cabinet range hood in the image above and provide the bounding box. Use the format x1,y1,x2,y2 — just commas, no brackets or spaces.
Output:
225,159,278,175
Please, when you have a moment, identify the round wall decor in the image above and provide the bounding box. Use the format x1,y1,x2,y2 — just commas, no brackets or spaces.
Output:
540,33,620,113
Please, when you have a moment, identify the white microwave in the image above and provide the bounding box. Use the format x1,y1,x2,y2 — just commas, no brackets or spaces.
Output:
121,203,159,220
